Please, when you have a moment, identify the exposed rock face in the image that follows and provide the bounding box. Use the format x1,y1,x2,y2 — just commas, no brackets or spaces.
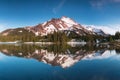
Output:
0,16,108,36
25,16,96,36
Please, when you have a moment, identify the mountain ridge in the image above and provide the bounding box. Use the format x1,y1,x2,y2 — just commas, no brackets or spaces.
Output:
0,16,109,37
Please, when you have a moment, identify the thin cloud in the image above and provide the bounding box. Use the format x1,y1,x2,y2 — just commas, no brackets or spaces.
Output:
53,0,66,14
90,0,106,9
0,24,9,32
112,0,120,2
90,0,120,9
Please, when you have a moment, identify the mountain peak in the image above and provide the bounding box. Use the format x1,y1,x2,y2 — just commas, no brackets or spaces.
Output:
0,16,108,36
61,16,68,19
61,16,78,25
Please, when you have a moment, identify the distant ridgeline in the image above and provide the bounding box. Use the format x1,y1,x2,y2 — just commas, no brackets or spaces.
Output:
0,16,120,43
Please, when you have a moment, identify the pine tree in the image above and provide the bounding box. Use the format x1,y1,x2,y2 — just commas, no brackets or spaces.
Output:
115,31,120,39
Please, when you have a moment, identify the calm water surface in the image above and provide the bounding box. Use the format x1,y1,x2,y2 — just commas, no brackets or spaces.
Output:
0,44,120,80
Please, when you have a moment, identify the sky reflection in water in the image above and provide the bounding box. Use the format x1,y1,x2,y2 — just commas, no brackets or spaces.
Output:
0,44,120,80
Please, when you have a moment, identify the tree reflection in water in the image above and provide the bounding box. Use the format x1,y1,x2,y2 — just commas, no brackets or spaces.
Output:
0,44,119,68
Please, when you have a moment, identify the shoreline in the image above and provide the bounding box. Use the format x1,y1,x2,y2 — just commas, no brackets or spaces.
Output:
0,41,87,46
0,41,119,45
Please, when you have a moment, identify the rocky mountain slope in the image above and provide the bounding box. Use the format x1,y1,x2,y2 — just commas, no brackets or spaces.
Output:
0,16,108,36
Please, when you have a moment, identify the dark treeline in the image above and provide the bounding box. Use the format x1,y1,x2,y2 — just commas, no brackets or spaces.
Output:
0,30,120,43
41,31,70,43
0,31,70,43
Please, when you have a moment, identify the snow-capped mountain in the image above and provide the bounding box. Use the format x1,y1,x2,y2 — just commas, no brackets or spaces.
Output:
83,25,109,36
25,16,110,36
0,16,109,36
25,16,94,36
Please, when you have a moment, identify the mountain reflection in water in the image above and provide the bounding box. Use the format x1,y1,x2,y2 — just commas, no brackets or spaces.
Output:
0,44,120,68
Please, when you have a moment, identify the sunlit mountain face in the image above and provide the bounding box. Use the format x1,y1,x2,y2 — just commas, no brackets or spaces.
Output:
0,44,119,68
0,16,109,37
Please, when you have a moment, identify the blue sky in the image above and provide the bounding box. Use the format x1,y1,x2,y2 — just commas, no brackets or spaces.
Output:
0,0,120,33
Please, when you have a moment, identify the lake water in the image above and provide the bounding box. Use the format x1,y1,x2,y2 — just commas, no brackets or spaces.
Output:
0,44,120,80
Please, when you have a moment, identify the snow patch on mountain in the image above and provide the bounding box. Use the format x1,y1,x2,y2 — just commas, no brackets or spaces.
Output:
83,24,118,35
83,25,107,35
45,24,57,32
42,22,47,26
61,16,78,26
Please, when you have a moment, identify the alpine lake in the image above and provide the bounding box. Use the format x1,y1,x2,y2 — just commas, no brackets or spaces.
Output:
0,43,120,80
